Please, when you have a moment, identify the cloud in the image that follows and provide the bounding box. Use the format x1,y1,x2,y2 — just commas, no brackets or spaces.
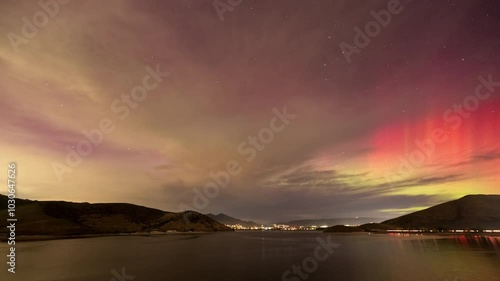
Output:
0,0,498,221
450,150,500,167
263,165,371,188
381,174,465,190
472,150,500,161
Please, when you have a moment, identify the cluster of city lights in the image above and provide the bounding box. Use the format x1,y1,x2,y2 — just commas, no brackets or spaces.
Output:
226,224,332,231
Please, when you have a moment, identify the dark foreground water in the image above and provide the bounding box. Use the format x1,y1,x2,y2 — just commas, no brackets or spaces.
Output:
1,231,500,281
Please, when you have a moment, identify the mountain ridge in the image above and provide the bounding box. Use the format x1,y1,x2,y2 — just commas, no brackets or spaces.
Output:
0,194,231,236
206,213,261,227
381,194,500,229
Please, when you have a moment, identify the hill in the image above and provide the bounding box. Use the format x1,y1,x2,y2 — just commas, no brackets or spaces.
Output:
0,194,231,236
206,213,260,227
382,195,500,230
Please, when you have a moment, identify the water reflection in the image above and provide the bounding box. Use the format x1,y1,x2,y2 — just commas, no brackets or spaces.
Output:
0,232,499,281
390,233,500,252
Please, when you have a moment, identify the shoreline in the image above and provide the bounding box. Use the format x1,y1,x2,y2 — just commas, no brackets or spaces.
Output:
325,231,500,237
2,230,500,243
0,231,219,242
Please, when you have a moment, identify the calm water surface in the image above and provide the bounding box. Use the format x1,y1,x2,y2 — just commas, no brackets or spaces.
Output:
1,231,499,281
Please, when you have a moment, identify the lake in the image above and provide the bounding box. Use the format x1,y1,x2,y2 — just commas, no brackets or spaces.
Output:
1,231,499,281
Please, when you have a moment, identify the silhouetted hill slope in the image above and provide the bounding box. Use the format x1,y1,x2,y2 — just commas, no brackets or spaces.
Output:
0,195,231,236
382,195,500,229
206,213,260,227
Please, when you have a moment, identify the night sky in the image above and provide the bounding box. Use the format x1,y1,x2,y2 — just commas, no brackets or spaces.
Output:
1,0,499,222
